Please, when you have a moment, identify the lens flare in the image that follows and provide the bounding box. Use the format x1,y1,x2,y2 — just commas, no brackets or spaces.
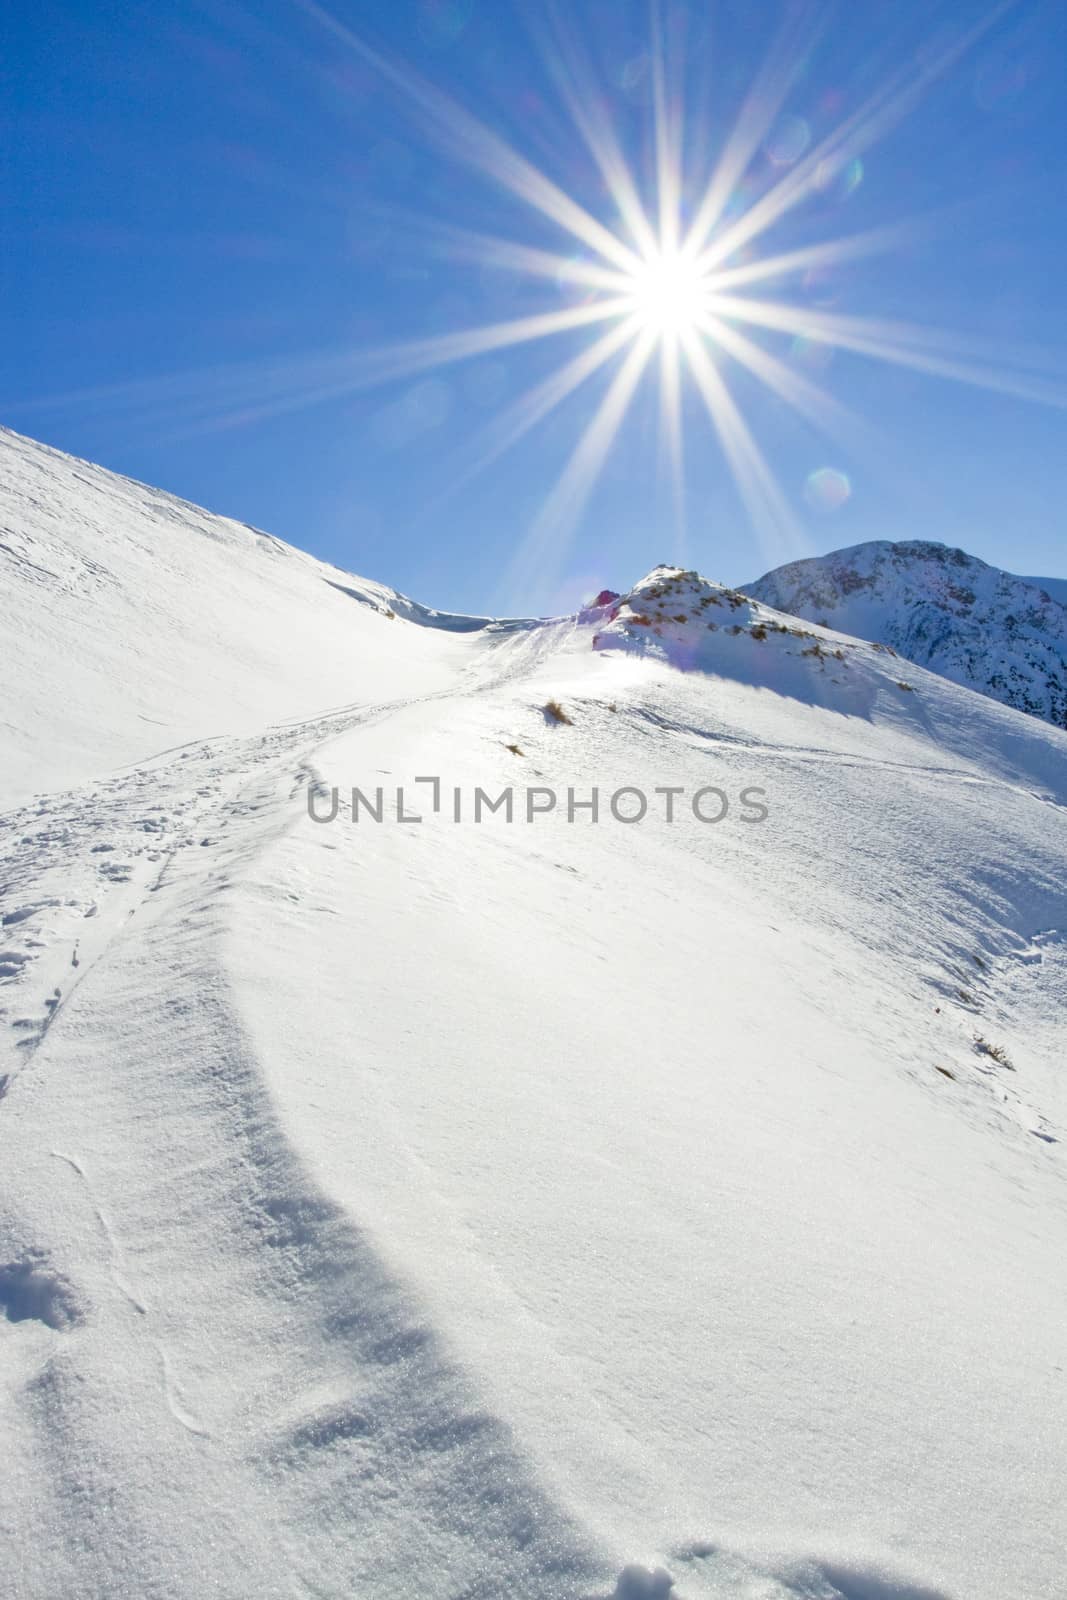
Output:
804,466,852,512
765,114,812,166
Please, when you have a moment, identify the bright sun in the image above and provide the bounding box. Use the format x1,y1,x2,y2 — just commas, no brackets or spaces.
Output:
268,2,1033,588
626,250,712,338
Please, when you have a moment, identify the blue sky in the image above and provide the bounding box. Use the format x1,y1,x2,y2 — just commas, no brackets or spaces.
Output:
5,0,1066,614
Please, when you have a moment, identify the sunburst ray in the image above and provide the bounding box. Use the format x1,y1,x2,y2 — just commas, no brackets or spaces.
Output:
407,316,645,528
680,4,828,264
658,332,687,554
523,3,660,261
706,293,1067,409
291,0,645,277
506,331,657,595
681,329,802,567
14,0,1058,595
693,4,1014,275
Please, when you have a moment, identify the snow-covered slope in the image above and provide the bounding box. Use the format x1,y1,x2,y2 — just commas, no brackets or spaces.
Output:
746,539,1067,729
1018,571,1067,607
2,439,1065,1600
0,427,498,808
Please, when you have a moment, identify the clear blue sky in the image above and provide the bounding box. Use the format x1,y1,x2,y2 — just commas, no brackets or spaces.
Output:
5,0,1066,614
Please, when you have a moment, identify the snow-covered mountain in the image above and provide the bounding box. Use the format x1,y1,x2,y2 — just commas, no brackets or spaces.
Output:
2,429,1065,1600
746,539,1067,729
0,427,503,809
1019,571,1067,607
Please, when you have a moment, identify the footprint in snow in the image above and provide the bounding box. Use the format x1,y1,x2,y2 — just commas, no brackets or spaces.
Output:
0,1253,84,1331
2,899,66,927
611,1568,674,1599
98,861,133,882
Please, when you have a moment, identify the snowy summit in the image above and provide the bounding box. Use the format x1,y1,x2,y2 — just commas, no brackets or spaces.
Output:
748,539,1067,730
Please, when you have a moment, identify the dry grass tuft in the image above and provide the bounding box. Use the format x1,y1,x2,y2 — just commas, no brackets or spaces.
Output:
974,1035,1014,1070
543,699,573,725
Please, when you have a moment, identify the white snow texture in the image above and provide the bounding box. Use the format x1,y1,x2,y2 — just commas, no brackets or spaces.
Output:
1,427,1064,1600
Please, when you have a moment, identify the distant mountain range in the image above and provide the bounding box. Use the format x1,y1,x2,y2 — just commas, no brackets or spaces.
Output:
747,540,1067,728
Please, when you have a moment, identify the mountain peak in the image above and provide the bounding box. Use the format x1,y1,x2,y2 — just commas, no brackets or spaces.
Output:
747,539,1067,727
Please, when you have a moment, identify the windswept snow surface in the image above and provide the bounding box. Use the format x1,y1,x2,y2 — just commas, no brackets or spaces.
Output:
0,428,491,808
1,438,1065,1600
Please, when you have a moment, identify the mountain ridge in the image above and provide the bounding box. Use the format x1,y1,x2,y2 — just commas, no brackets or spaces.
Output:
746,538,1067,728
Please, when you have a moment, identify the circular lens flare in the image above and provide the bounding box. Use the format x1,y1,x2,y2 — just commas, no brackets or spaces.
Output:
804,466,852,512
